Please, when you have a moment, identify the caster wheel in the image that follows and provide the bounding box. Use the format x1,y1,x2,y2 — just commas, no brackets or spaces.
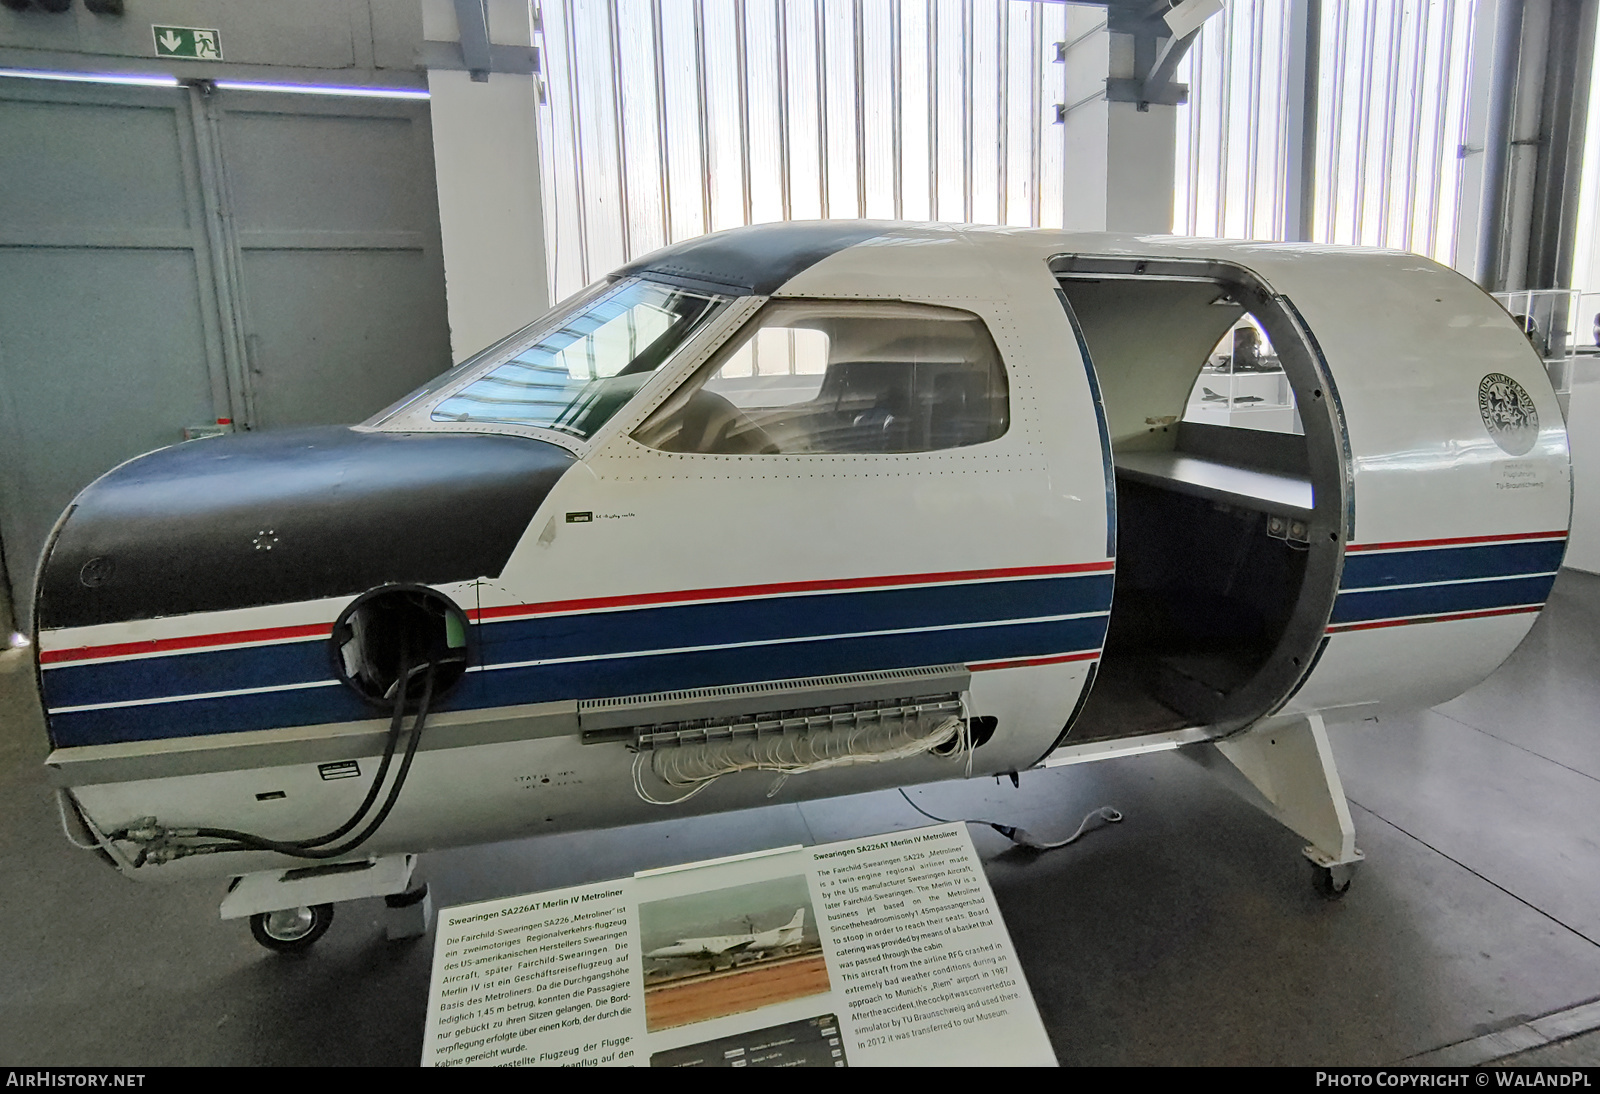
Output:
250,903,334,952
1311,864,1353,901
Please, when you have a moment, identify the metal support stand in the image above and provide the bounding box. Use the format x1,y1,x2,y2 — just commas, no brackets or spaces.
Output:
221,853,420,920
1186,714,1365,895
384,883,434,941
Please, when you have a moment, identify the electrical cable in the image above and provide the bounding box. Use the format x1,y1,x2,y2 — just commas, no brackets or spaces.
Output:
897,788,955,825
55,789,100,851
172,665,437,861
287,651,417,849
117,662,438,865
898,787,1123,851
633,713,969,806
107,649,415,851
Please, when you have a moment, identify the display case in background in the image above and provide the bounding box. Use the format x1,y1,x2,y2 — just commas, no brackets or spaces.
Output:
1494,288,1581,420
1182,319,1303,436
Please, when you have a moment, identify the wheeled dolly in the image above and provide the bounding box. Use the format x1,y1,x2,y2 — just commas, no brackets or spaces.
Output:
1185,713,1366,899
221,853,434,952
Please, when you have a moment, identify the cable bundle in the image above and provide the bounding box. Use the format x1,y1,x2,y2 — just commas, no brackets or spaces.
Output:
105,659,438,865
633,712,970,805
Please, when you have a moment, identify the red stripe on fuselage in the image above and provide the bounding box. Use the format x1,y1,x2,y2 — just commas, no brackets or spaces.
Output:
1325,604,1543,633
969,650,1101,671
40,561,1115,665
469,561,1116,623
1345,530,1567,553
39,622,333,665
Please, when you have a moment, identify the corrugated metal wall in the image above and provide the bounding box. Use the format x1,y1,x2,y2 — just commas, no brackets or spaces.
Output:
535,0,1107,301
1176,0,1478,264
1174,0,1297,242
0,77,450,625
539,0,1484,292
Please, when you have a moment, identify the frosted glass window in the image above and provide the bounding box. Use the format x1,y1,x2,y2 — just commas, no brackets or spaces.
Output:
1175,0,1476,265
536,0,1101,300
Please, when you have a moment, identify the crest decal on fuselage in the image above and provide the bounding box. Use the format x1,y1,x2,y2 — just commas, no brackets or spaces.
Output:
1478,373,1539,456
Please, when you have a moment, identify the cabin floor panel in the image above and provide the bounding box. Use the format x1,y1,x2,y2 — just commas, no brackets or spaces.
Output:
1065,655,1196,743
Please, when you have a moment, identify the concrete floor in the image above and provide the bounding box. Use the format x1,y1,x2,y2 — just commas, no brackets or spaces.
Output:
4,571,1600,1067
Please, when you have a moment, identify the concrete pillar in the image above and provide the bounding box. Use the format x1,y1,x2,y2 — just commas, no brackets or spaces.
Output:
1105,101,1177,233
1102,19,1177,234
1058,11,1110,231
422,0,550,363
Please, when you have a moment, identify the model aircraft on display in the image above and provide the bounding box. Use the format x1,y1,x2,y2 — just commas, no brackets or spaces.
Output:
32,221,1570,951
645,909,808,969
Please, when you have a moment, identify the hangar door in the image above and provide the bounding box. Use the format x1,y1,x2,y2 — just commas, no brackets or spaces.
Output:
0,77,452,629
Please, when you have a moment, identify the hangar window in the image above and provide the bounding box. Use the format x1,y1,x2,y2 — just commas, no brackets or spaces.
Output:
429,279,725,438
634,301,1008,455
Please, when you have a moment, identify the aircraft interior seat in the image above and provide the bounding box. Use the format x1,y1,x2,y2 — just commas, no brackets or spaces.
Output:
720,357,1007,455
660,387,779,454
830,365,1003,453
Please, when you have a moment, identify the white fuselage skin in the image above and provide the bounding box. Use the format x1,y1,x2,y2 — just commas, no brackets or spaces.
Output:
39,225,1572,883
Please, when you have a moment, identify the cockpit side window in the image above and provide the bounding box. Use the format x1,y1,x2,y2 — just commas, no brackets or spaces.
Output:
633,300,1009,455
424,280,726,439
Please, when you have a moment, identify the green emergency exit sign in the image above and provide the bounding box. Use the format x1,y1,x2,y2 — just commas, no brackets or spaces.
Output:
152,25,223,61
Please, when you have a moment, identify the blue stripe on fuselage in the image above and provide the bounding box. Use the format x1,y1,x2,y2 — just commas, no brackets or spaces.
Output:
44,574,1113,747
42,639,333,711
1330,574,1556,625
48,684,376,747
44,574,1110,711
45,615,1107,747
477,614,1110,709
474,574,1114,668
1340,540,1564,590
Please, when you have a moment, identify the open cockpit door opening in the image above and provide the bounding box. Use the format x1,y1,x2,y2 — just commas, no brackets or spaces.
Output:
1051,256,1350,743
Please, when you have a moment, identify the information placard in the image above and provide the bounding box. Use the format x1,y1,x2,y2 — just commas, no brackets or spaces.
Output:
421,823,1056,1067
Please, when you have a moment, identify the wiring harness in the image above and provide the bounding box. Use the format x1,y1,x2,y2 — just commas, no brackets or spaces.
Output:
105,657,438,866
634,712,972,805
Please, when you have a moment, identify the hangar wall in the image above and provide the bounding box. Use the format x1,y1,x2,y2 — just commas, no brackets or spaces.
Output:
0,0,426,84
7,0,1596,622
420,0,549,362
0,1,455,630
1174,0,1487,265
533,0,1121,302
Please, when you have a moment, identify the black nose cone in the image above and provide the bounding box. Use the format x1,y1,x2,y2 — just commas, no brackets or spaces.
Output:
36,427,575,630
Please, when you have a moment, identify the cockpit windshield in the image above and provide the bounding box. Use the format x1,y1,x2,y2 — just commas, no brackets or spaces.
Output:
383,279,727,440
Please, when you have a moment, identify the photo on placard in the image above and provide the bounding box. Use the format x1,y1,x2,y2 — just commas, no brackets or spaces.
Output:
650,1013,847,1067
638,875,827,1032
